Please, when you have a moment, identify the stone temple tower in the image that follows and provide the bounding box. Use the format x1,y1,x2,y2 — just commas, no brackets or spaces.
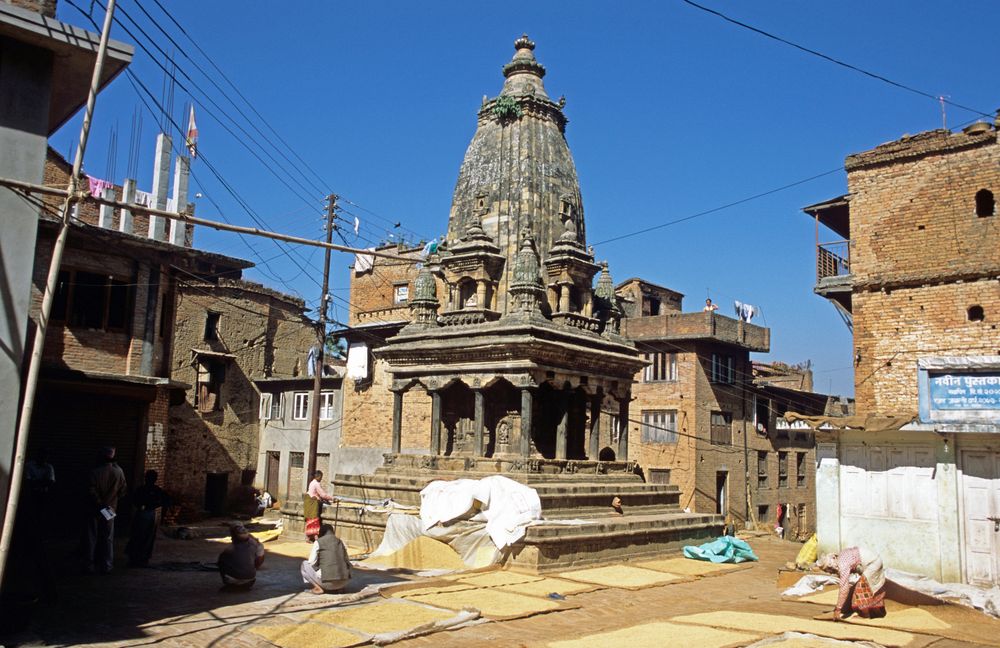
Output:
376,35,643,468
448,34,586,315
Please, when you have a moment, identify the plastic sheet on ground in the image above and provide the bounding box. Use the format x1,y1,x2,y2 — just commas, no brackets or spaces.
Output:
683,536,759,563
781,574,839,597
886,568,1000,618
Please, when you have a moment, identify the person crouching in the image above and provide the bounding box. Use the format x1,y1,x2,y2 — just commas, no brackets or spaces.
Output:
301,523,351,594
218,523,265,590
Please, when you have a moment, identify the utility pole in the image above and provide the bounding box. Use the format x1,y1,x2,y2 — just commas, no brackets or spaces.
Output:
307,194,337,482
0,0,118,588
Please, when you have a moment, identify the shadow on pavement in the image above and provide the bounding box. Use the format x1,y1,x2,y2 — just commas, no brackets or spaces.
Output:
0,527,408,647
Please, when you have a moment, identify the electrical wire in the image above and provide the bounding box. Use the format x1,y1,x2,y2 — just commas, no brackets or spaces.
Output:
680,0,994,119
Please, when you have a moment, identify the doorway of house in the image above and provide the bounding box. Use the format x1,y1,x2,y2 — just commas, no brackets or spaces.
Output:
716,470,728,516
265,451,280,498
962,450,1000,586
205,472,229,516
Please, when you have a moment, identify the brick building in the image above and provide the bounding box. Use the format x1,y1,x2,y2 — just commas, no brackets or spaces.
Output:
618,279,827,536
25,149,252,521
803,121,1000,584
0,0,131,525
255,371,343,505
168,278,316,512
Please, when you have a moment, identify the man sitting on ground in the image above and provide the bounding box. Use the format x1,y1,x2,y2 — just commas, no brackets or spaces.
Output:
301,523,351,594
217,523,265,589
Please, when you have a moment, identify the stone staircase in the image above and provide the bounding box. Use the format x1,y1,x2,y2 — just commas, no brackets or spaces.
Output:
282,457,722,572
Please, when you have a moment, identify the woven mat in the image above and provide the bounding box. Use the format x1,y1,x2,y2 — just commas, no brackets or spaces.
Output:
797,590,1000,646
497,576,600,597
309,599,456,634
247,621,367,648
380,579,476,599
451,571,545,588
405,588,574,621
547,621,759,648
635,557,751,577
555,565,685,590
670,611,915,646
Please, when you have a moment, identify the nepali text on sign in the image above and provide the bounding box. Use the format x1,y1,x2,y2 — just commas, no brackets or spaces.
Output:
929,373,1000,410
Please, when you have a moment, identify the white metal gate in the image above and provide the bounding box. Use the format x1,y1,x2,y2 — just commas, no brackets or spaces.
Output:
962,450,1000,586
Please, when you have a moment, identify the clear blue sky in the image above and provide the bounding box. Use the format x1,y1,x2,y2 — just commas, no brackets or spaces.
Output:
51,1,1000,397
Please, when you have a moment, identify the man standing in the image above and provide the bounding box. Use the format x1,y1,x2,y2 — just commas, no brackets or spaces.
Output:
85,446,127,573
301,523,351,594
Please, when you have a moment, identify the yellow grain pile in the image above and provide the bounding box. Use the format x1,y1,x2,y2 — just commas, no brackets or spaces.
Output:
310,600,455,634
363,536,466,571
248,622,365,648
547,621,758,648
670,611,915,646
407,588,561,619
557,565,683,589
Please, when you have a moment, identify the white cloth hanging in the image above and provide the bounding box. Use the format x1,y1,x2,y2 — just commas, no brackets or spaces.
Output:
346,342,369,381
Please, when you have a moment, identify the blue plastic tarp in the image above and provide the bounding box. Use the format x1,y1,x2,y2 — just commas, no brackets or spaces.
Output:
682,536,759,563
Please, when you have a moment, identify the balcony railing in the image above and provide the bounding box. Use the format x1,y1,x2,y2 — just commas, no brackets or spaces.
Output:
817,240,851,282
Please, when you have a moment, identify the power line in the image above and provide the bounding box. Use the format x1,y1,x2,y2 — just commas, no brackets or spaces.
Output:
680,0,994,119
592,167,842,246
142,0,424,243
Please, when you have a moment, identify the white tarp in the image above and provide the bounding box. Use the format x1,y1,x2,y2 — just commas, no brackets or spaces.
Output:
420,475,542,550
354,248,375,274
886,568,1000,618
346,342,369,381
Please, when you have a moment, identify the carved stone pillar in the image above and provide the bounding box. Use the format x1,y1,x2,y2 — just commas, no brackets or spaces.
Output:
617,395,630,461
520,387,534,457
474,389,485,456
589,389,602,460
558,283,570,312
430,391,442,455
476,280,487,309
555,388,569,460
391,389,404,454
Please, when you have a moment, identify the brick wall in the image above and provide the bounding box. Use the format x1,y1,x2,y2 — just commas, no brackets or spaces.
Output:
854,281,1000,411
144,385,170,476
31,229,171,376
846,132,1000,412
347,247,424,325
339,356,431,451
628,339,752,523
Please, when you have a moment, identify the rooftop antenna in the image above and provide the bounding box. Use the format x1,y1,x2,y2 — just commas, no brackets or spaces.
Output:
938,95,949,130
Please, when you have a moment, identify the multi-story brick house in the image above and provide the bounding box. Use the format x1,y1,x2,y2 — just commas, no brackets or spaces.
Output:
26,149,251,518
168,278,316,512
255,369,344,505
617,278,827,535
803,121,1000,584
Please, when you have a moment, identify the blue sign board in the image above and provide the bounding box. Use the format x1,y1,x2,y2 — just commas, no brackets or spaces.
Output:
929,373,1000,411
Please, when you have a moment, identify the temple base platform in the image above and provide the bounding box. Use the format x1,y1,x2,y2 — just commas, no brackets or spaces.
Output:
282,453,723,572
